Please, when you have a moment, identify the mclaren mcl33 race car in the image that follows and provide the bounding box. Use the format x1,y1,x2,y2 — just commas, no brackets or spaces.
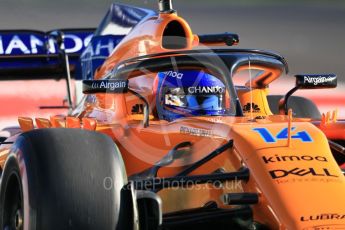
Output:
0,1,345,230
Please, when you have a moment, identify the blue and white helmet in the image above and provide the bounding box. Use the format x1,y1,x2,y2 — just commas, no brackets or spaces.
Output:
154,70,227,121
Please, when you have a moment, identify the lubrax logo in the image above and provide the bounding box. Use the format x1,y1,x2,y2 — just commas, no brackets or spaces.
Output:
262,155,327,164
0,33,92,55
301,213,345,221
269,168,338,179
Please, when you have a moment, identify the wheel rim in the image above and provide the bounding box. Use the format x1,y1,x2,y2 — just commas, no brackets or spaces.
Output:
2,172,23,230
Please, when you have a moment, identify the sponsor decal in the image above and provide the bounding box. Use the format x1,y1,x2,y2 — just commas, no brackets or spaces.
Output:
187,86,224,94
304,76,337,86
269,167,338,179
94,81,126,90
132,104,144,115
204,117,223,123
253,127,313,143
262,155,327,164
0,32,92,55
303,225,345,230
81,36,123,59
301,213,345,222
180,126,213,137
164,71,184,79
276,177,342,184
80,35,124,80
243,103,260,113
82,80,128,94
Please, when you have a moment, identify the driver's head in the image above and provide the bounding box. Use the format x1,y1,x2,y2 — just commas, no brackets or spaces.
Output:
153,70,227,121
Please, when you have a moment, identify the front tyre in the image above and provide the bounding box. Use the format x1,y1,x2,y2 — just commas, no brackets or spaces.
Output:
0,157,23,230
0,128,129,230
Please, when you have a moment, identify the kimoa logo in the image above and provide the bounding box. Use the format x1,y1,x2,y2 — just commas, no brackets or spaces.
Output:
262,155,327,164
304,76,336,85
301,213,345,221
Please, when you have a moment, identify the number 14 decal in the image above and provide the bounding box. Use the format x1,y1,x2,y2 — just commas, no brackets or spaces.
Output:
253,127,313,143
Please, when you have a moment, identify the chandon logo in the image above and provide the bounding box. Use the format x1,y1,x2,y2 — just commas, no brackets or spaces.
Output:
304,76,336,85
262,155,327,164
0,34,92,55
301,213,345,221
188,86,224,94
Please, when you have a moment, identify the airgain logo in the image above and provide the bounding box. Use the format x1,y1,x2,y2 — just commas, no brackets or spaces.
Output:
304,76,336,86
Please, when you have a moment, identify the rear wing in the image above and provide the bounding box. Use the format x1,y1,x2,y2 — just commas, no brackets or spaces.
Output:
0,29,94,80
80,3,156,80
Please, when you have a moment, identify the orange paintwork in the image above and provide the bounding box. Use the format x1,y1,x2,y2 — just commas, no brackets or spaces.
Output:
1,8,345,230
18,117,34,131
66,117,81,128
237,88,273,117
35,118,52,128
94,12,196,79
82,117,97,131
317,121,345,140
237,64,283,89
50,115,66,128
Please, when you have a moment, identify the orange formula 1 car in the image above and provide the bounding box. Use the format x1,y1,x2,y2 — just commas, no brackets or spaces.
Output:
1,1,345,229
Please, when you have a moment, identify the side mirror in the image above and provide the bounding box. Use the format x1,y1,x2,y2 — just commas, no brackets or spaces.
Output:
82,79,150,128
295,74,337,89
279,74,337,115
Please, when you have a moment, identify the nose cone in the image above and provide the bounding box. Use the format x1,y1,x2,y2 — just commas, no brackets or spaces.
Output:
231,121,345,228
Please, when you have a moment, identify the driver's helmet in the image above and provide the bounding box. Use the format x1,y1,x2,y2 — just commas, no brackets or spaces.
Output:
153,70,227,121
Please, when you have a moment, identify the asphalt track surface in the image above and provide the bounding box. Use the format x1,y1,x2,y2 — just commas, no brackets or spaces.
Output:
0,0,344,83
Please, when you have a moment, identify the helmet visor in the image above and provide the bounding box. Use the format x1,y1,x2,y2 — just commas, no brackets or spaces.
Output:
164,87,225,111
